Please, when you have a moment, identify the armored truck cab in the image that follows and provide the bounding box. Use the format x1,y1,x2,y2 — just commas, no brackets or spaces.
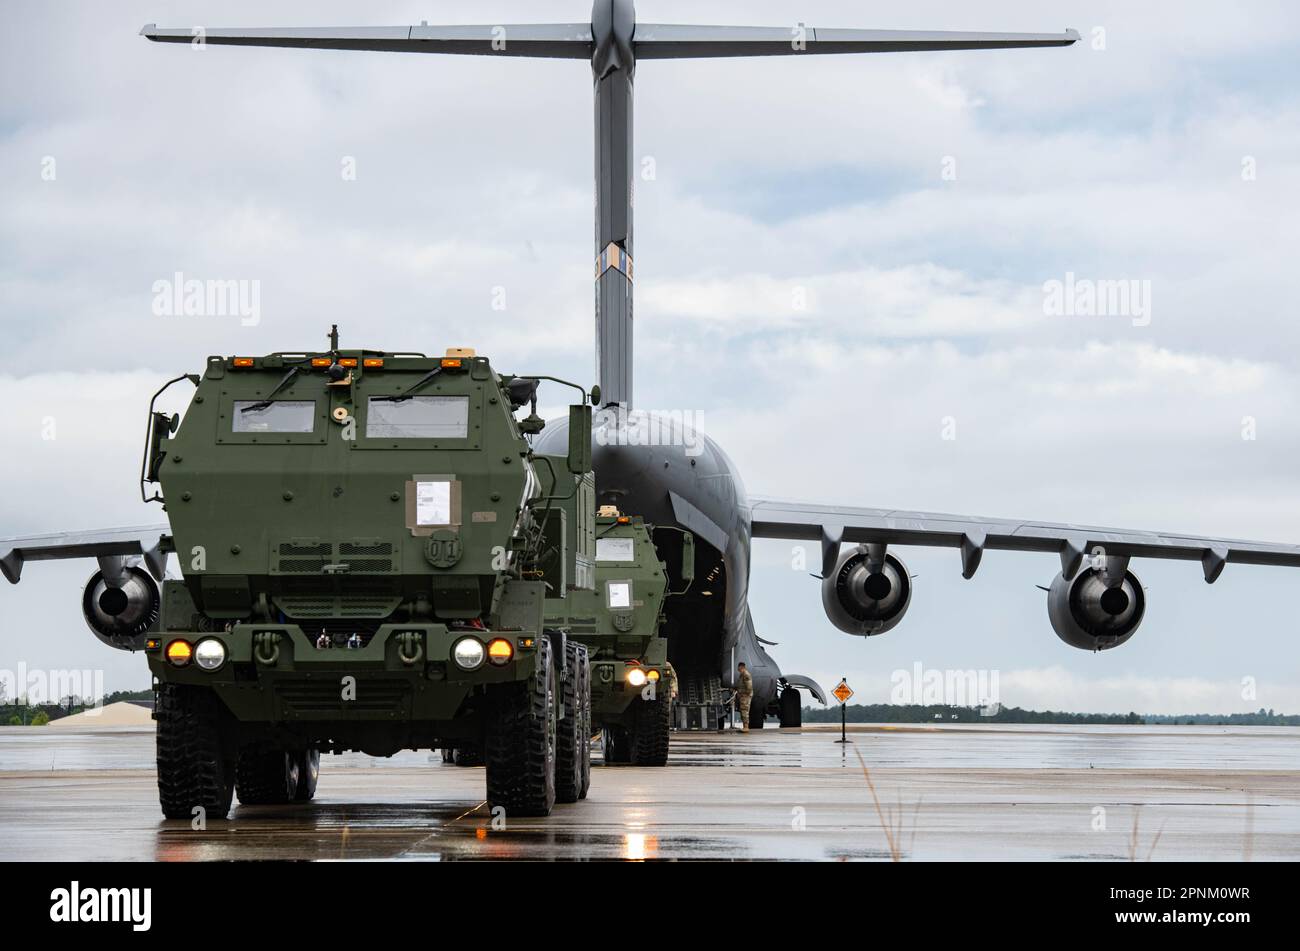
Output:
536,458,692,765
135,345,595,818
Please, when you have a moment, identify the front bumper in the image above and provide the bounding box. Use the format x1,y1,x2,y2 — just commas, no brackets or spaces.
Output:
148,623,537,724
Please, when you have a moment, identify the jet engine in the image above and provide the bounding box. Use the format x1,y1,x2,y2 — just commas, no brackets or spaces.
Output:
81,565,160,651
821,544,912,636
1046,565,1145,651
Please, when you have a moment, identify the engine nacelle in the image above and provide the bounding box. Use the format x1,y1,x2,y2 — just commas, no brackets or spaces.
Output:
82,565,160,651
821,544,912,636
1047,566,1145,651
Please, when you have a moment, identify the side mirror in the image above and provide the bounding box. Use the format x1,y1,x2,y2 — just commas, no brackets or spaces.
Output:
144,411,171,483
567,404,592,475
680,531,696,583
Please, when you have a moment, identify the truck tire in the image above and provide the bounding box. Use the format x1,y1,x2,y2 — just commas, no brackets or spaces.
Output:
631,690,671,766
156,683,234,821
293,748,320,801
235,745,300,805
555,641,590,803
577,655,592,799
779,687,802,728
602,724,631,764
486,635,557,817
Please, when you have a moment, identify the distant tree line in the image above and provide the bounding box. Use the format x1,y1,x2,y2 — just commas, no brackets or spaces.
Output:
802,703,1300,726
0,688,153,725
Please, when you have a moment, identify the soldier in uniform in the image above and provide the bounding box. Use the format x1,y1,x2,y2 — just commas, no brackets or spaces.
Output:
664,660,679,731
735,662,753,732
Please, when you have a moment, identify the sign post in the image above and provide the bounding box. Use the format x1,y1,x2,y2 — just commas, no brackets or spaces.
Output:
832,678,854,744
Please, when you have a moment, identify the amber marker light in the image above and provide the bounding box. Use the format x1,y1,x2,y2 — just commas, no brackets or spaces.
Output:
646,669,660,682
311,357,333,368
440,358,463,369
232,358,255,368
338,358,359,368
165,640,193,667
363,358,384,368
487,638,514,666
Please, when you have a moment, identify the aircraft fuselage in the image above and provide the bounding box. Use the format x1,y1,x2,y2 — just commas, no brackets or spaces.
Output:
536,411,782,714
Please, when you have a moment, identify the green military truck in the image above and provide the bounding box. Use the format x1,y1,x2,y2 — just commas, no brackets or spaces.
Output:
86,339,598,819
532,465,693,766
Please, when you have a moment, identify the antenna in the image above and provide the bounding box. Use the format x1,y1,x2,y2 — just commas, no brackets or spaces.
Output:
142,1,1078,408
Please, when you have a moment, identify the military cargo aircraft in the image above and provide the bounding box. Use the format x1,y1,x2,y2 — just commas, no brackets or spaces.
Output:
6,1,1300,734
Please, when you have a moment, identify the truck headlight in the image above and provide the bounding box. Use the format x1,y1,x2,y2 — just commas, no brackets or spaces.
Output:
194,638,227,671
165,640,192,667
627,668,648,687
452,637,486,671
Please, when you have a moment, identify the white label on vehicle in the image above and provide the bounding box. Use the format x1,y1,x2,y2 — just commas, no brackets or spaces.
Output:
416,481,451,526
607,581,632,609
596,537,635,562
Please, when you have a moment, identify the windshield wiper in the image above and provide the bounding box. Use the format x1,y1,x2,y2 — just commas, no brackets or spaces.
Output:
240,367,300,413
372,367,442,403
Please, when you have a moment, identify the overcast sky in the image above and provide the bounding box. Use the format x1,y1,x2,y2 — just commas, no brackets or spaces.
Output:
2,0,1299,714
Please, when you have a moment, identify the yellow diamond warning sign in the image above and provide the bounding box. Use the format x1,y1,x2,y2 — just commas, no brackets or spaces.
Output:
833,680,854,704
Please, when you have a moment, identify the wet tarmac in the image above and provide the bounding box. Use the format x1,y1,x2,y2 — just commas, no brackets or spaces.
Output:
1,724,1296,860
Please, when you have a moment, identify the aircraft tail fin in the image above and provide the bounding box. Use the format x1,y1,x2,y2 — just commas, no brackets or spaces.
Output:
633,25,1080,59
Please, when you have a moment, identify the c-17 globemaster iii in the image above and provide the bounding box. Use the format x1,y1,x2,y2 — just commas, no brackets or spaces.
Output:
6,3,1300,805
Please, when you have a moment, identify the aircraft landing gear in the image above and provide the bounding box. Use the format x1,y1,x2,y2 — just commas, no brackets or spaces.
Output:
779,686,802,728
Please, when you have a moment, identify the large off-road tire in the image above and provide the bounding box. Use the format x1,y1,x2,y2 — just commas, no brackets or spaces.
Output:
631,690,671,766
293,748,320,801
556,641,591,803
779,687,802,728
485,636,557,818
577,655,592,799
235,745,300,805
156,683,235,821
602,724,631,764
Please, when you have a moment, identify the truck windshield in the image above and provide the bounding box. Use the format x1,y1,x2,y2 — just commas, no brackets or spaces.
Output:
366,396,468,439
232,400,316,433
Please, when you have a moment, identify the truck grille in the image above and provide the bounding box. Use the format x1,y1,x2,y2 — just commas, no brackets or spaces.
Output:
274,595,401,619
272,540,397,575
275,679,411,718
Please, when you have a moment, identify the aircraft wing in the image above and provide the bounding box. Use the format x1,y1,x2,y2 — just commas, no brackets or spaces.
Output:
0,526,172,585
746,498,1300,584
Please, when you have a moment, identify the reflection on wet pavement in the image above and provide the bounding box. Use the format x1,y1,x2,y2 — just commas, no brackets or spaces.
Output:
2,724,1297,861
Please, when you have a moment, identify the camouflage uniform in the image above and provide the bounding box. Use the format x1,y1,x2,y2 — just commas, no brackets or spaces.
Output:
736,666,753,732
665,661,679,702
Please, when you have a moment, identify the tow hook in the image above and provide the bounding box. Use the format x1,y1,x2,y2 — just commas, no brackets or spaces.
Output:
254,631,282,666
397,631,424,666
